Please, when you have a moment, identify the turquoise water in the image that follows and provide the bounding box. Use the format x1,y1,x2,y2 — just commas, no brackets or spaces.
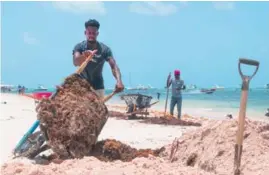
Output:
16,87,269,117
106,88,269,118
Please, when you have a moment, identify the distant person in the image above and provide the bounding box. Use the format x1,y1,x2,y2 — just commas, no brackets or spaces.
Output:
18,85,22,94
168,70,186,119
72,19,124,98
21,86,26,94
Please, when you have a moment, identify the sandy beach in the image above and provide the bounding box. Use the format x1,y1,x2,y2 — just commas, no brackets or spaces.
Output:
1,93,269,175
0,93,201,164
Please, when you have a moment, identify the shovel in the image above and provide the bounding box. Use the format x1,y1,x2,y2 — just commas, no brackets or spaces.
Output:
164,72,172,115
13,51,118,155
234,58,259,175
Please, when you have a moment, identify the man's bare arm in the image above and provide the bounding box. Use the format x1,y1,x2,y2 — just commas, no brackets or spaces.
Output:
108,57,124,92
108,58,122,83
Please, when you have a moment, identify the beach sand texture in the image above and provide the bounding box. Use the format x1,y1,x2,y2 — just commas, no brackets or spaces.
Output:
1,93,269,175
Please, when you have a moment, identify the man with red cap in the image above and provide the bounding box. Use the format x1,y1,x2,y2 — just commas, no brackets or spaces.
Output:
168,69,186,119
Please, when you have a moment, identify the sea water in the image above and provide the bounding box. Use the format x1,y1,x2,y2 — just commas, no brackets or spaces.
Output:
106,88,269,120
14,87,269,120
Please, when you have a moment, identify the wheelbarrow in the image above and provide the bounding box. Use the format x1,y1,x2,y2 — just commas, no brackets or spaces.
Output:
120,93,159,119
13,92,53,159
13,51,118,159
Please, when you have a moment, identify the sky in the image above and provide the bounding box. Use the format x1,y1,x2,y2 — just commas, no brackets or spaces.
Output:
1,1,269,89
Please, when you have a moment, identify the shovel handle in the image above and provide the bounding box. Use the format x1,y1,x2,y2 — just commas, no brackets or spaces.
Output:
238,58,259,80
103,91,117,103
76,54,95,74
239,58,259,66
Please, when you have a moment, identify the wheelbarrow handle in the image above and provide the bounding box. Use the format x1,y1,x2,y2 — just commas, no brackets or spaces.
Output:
238,58,259,80
14,120,40,153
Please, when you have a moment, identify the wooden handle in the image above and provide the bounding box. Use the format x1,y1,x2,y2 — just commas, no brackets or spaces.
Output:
234,89,248,174
76,54,94,74
236,90,248,145
103,91,117,103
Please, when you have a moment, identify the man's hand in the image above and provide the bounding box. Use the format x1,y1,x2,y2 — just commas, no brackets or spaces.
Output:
82,49,98,58
115,81,124,93
74,50,98,66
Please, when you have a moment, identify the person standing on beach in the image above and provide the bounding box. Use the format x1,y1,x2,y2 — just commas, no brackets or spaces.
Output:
168,70,186,119
72,19,124,98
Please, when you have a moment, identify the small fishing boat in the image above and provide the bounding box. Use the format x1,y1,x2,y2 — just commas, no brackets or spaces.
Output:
33,85,47,92
212,84,225,90
200,88,216,94
184,84,197,92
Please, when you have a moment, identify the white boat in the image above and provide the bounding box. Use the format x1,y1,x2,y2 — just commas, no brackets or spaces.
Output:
127,84,148,90
213,84,225,90
184,84,197,92
0,84,15,92
147,84,157,90
264,84,269,89
33,85,47,92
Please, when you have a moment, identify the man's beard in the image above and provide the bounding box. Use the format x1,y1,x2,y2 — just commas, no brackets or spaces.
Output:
88,40,97,44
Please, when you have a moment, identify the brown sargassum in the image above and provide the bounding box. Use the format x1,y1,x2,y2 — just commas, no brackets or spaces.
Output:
37,74,108,159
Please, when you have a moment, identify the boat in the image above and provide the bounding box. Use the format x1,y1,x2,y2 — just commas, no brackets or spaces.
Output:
128,84,148,90
0,84,15,92
33,85,47,92
200,88,216,94
212,84,225,90
184,84,197,92
265,84,269,89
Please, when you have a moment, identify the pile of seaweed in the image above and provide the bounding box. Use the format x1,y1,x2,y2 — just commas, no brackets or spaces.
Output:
35,139,165,164
36,74,108,159
91,139,165,162
141,116,202,126
108,111,201,127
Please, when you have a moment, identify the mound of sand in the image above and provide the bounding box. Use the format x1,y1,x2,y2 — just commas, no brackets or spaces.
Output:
2,119,269,175
161,119,269,174
36,74,108,159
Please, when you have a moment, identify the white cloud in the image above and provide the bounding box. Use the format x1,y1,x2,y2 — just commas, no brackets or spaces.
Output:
52,2,106,15
129,2,178,16
23,32,38,45
213,2,235,11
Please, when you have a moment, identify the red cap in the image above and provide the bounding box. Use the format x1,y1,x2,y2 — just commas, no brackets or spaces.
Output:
174,70,180,75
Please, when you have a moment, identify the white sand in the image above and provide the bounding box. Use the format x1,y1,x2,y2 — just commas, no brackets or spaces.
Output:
0,94,38,164
1,93,269,175
0,93,196,164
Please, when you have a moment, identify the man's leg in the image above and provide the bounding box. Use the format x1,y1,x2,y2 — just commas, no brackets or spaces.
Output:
94,89,105,99
170,97,177,116
177,97,182,119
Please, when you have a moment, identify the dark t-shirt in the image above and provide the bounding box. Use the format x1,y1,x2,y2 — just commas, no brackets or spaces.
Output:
72,40,113,90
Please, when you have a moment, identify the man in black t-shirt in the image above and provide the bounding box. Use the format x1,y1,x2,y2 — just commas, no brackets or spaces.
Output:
72,19,124,98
